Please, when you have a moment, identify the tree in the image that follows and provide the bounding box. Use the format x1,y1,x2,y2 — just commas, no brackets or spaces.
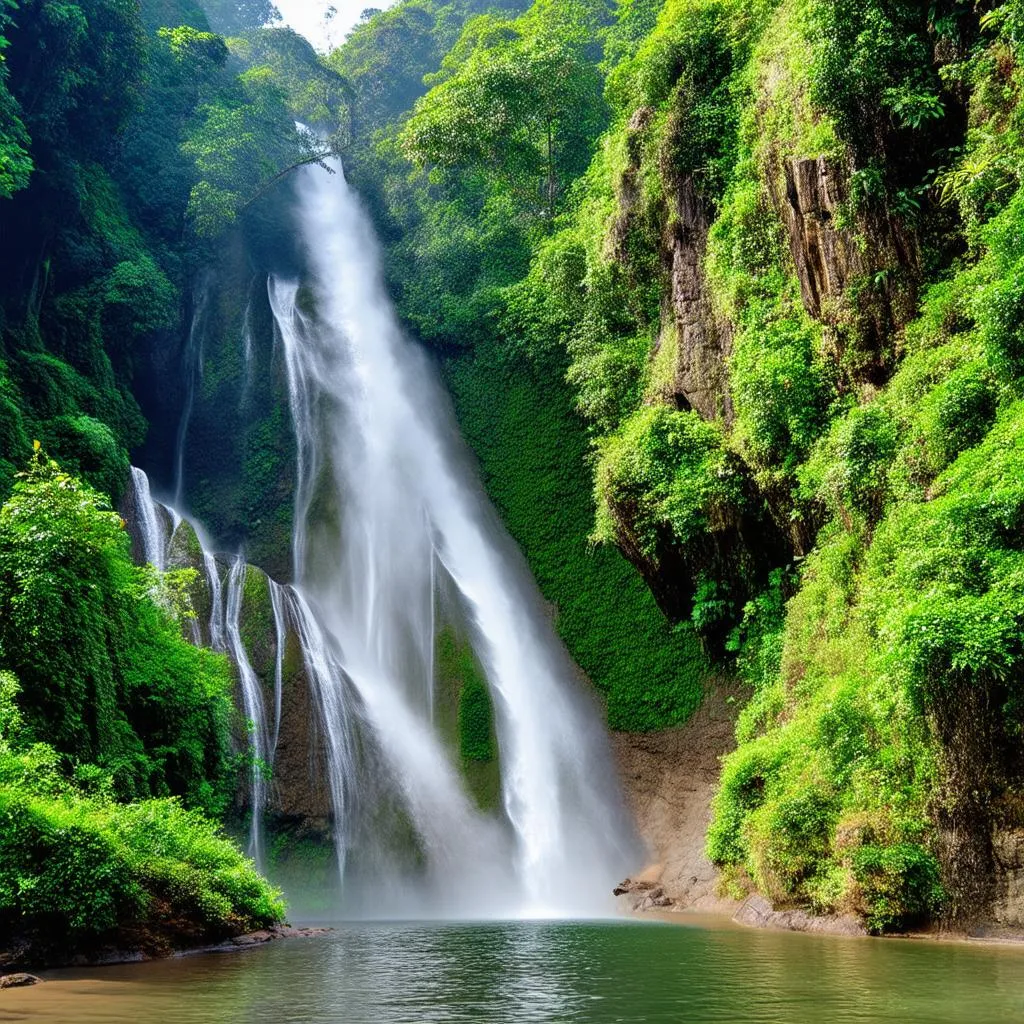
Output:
180,62,341,236
200,0,281,36
401,15,604,218
0,0,31,198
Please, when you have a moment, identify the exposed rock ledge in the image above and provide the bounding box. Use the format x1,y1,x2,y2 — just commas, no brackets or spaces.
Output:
0,973,42,989
611,681,743,918
732,895,867,937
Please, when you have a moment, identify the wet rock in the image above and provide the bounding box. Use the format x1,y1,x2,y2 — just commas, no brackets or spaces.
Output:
230,930,277,947
614,877,676,911
0,973,41,989
734,894,867,937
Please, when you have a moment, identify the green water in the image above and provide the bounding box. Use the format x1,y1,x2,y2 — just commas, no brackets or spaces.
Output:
3,920,1024,1023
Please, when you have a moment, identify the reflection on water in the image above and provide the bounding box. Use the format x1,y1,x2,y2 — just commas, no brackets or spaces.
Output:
3,920,1024,1024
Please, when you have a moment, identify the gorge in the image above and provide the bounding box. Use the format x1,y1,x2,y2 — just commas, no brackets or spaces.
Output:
5,0,1024,1017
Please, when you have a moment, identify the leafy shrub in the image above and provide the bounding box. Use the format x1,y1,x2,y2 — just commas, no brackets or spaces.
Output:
800,403,899,528
0,673,283,961
729,302,832,471
0,454,235,812
850,842,943,933
38,414,130,499
594,405,744,554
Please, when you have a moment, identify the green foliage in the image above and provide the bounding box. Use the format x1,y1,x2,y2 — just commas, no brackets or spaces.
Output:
201,0,281,36
0,674,283,961
0,455,236,813
729,300,831,471
0,0,31,198
594,405,743,553
403,11,606,216
180,62,328,237
445,340,707,731
228,28,352,132
806,0,946,160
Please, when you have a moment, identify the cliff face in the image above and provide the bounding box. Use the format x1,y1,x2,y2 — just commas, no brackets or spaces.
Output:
769,154,920,385
528,0,1024,936
663,178,735,423
135,226,299,581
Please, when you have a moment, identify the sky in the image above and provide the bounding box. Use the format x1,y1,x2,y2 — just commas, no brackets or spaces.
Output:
274,0,395,52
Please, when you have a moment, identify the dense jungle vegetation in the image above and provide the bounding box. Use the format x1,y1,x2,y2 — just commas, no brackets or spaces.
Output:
0,0,316,962
3,0,1024,949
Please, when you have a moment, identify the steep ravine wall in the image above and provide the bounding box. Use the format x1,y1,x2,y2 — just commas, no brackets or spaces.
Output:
579,6,1024,934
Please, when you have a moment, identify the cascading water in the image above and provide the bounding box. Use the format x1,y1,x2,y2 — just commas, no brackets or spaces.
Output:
268,580,288,756
173,276,211,508
265,157,639,916
130,466,170,572
128,159,638,918
224,555,270,866
126,469,278,869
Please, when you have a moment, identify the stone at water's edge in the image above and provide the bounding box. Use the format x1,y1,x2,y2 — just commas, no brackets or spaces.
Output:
611,683,744,917
733,895,868,937
613,878,675,910
0,973,42,989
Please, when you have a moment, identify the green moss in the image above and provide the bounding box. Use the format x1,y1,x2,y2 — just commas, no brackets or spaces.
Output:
239,564,274,677
434,626,500,811
444,341,708,731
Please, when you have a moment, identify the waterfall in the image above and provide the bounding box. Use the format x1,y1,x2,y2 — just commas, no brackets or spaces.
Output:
127,159,638,918
269,580,288,756
174,276,211,507
203,550,226,654
265,157,638,916
130,466,169,572
224,555,269,866
240,277,257,407
126,468,276,868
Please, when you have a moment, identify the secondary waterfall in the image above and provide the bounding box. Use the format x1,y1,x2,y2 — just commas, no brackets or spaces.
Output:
263,158,637,915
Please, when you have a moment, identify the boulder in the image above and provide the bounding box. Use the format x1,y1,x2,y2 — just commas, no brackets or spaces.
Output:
0,973,42,989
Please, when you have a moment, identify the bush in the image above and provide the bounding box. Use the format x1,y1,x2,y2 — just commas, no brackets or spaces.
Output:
594,405,744,554
800,403,899,528
850,842,943,933
0,673,283,961
0,454,235,812
38,413,130,499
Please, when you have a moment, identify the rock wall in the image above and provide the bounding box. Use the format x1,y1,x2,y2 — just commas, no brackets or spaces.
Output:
768,154,920,385
991,829,1024,937
134,228,298,581
661,178,734,423
611,682,742,914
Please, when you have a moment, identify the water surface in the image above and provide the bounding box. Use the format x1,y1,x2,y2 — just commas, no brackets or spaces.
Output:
3,919,1024,1023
